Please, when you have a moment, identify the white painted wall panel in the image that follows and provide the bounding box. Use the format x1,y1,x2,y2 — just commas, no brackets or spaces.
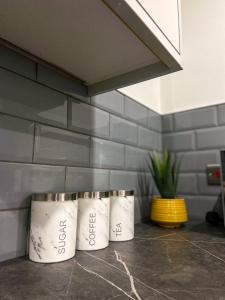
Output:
138,0,180,52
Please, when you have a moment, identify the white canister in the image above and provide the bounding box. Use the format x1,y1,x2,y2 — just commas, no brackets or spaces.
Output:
76,191,110,251
29,193,78,263
110,190,134,242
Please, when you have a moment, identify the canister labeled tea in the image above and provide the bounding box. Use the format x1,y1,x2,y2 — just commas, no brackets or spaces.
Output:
29,193,78,263
76,191,110,250
110,190,134,241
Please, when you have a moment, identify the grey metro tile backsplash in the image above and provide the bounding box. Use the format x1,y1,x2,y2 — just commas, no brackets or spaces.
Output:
125,146,149,171
196,126,225,150
66,167,110,192
124,96,148,126
110,170,137,192
34,124,90,166
91,91,124,116
218,104,225,125
69,99,109,138
2,44,225,262
0,209,28,262
90,137,125,169
148,110,162,132
177,150,220,172
0,114,34,163
162,114,173,133
0,68,67,128
138,126,161,151
0,162,65,210
177,174,198,195
174,106,217,131
110,170,153,196
197,174,221,195
163,131,195,152
110,115,138,145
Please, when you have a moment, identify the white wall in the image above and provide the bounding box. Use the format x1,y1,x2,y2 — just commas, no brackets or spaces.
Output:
121,0,225,115
118,78,161,113
160,0,225,114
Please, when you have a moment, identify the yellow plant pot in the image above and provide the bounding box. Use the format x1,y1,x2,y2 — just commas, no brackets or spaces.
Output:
151,198,188,228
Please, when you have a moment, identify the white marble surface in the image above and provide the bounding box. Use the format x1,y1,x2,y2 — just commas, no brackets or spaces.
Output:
29,200,78,263
110,195,134,241
76,197,110,250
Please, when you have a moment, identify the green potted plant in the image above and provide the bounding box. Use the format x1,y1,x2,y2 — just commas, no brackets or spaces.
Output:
147,151,188,228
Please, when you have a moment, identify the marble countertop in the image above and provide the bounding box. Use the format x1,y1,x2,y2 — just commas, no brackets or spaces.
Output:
1,221,225,300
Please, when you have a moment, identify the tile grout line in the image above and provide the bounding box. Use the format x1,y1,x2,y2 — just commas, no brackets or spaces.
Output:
0,110,160,154
0,64,161,134
31,122,37,163
64,167,67,192
66,96,70,129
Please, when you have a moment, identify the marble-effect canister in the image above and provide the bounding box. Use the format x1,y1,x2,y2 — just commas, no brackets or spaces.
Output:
29,193,78,263
76,191,110,251
110,190,134,241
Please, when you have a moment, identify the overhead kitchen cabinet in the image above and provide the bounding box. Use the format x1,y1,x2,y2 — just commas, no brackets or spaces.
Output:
0,0,182,95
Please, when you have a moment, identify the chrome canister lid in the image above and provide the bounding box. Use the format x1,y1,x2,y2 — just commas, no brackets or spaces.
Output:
78,191,110,199
32,192,78,202
110,190,134,197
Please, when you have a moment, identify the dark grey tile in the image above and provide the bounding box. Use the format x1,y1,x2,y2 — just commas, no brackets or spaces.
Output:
178,150,220,172
69,99,109,137
110,170,154,197
90,137,124,169
218,104,225,125
0,162,65,209
138,126,161,150
124,96,148,126
110,115,138,145
0,68,67,127
162,114,173,133
178,174,198,195
184,195,216,219
174,107,217,131
110,170,137,191
0,115,34,162
34,124,90,166
0,46,35,79
196,126,225,150
134,196,142,224
134,196,151,223
66,167,109,192
37,64,89,102
125,146,148,171
197,174,221,195
163,131,195,152
137,172,157,196
91,91,124,115
0,209,28,262
148,110,162,132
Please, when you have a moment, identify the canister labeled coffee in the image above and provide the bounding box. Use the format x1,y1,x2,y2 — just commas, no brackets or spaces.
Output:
76,191,110,250
110,190,134,241
29,193,78,263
